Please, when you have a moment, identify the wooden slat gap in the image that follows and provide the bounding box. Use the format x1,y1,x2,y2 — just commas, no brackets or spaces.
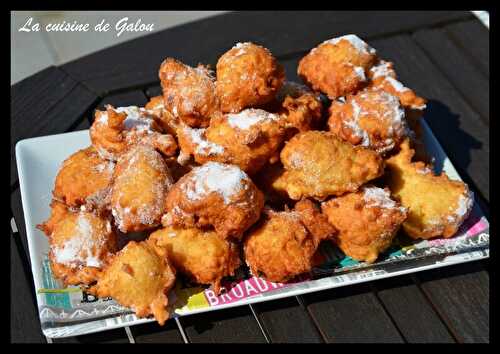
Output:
248,304,271,343
410,274,462,342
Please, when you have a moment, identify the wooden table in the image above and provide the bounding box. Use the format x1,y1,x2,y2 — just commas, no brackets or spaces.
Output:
10,11,489,343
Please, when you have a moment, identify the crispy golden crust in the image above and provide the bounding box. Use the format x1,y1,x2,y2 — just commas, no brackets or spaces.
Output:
243,200,336,282
279,131,385,200
367,60,427,111
148,226,241,294
216,42,285,113
177,109,286,175
328,88,408,154
321,186,407,263
90,105,177,161
159,58,219,128
90,241,176,326
52,146,114,210
298,36,377,99
386,139,474,239
144,95,181,136
111,145,174,233
38,201,118,286
163,162,264,240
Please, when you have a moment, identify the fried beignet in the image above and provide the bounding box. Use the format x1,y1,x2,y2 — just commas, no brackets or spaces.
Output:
163,162,264,240
90,241,176,325
177,109,285,174
144,95,181,136
322,186,408,263
148,226,240,294
53,146,114,210
37,201,118,286
111,145,174,233
159,58,219,128
244,199,336,282
90,105,177,161
275,81,324,136
386,139,474,239
216,42,285,113
298,35,377,99
328,88,409,154
279,131,384,200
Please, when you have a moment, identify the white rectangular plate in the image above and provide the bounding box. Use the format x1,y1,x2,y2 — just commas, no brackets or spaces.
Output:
15,119,489,338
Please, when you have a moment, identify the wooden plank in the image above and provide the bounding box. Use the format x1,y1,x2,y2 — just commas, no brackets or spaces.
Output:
52,328,130,343
10,229,47,343
179,305,267,343
414,262,489,343
370,35,489,202
60,11,472,95
413,28,488,123
373,275,455,343
130,321,184,343
252,297,323,343
303,282,404,343
11,69,98,187
444,20,489,77
96,90,149,112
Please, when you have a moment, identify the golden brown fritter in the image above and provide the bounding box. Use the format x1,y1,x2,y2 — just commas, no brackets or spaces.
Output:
177,108,286,174
163,162,264,240
90,241,176,326
328,88,409,154
37,201,118,286
279,131,385,200
90,105,177,161
386,139,474,239
244,199,336,282
111,145,174,233
159,58,220,128
148,226,241,294
216,42,285,113
275,81,325,138
144,95,181,136
53,146,114,210
298,35,377,99
322,186,408,263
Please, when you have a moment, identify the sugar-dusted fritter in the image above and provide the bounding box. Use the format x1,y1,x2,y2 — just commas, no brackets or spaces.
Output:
144,95,181,136
177,108,286,174
386,139,474,239
111,145,174,233
275,81,325,137
53,146,114,211
90,241,176,326
244,199,336,282
321,186,408,263
298,34,378,99
328,88,409,154
159,58,220,128
148,226,241,294
90,105,177,161
216,42,285,113
37,201,118,286
163,162,264,240
279,131,385,200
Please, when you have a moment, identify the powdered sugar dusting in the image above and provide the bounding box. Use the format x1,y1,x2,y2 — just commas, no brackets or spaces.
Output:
52,213,104,268
370,60,394,79
183,126,225,155
227,109,279,130
363,186,406,213
325,34,376,55
115,106,155,132
448,188,474,223
352,65,366,81
385,77,410,93
344,99,371,147
183,162,249,204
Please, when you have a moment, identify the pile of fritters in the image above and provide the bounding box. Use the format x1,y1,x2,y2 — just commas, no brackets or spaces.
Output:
38,36,474,325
